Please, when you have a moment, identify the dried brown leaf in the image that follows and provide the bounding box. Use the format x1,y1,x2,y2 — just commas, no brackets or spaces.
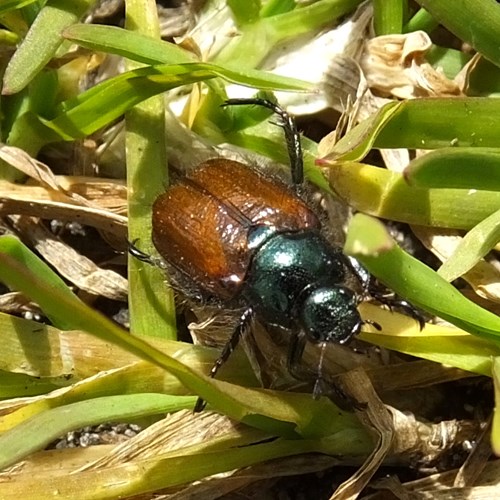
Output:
0,180,127,237
11,215,127,300
412,226,500,304
331,368,394,500
360,31,462,99
0,144,61,190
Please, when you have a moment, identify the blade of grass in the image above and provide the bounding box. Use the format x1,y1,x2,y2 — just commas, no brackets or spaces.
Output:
0,29,19,45
373,0,405,35
227,0,261,25
404,147,500,190
214,0,364,67
2,0,98,94
10,62,312,155
260,0,296,17
344,214,500,342
415,0,500,68
376,98,500,149
320,101,401,162
0,429,371,499
322,98,500,159
0,346,255,432
0,393,197,470
426,46,471,79
124,0,176,340
403,7,438,33
0,371,64,399
359,303,500,377
62,23,197,65
0,0,39,15
437,208,500,282
329,161,500,230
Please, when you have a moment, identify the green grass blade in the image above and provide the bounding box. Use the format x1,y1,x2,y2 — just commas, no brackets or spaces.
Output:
0,236,86,329
329,161,500,230
376,98,500,149
0,236,363,439
324,99,500,158
359,305,500,377
437,208,500,282
427,46,471,79
0,430,371,499
0,371,62,398
321,101,401,162
214,0,363,67
2,0,98,94
63,23,197,65
0,235,207,389
227,0,261,25
373,0,405,35
35,63,310,143
416,0,500,67
124,0,176,341
260,0,296,17
0,0,39,15
404,7,438,33
404,148,500,190
0,393,196,470
344,214,500,342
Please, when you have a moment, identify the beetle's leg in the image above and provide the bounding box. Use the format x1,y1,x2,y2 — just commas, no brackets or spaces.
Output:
222,98,304,187
287,331,363,411
128,239,154,264
371,294,427,330
346,255,426,330
194,306,254,412
286,327,308,381
287,329,329,397
207,307,254,380
345,255,371,296
128,239,168,270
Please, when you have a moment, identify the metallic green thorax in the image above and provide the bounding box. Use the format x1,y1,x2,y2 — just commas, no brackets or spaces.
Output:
243,230,361,343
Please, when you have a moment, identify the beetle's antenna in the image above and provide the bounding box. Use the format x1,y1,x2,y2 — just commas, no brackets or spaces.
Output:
222,98,304,187
312,341,328,399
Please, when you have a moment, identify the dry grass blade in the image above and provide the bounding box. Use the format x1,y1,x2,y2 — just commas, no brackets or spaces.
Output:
388,407,482,465
56,175,127,214
0,291,39,316
360,31,462,98
412,226,500,304
331,368,395,500
0,144,61,189
0,181,127,236
454,417,492,487
0,320,150,385
368,458,500,498
77,411,244,471
10,215,127,300
367,360,477,393
162,455,342,500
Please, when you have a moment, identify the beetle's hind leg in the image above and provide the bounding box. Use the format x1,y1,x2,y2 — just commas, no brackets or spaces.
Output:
221,98,304,187
194,306,254,412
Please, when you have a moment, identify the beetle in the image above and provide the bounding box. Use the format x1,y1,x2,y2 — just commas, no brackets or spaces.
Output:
131,98,376,411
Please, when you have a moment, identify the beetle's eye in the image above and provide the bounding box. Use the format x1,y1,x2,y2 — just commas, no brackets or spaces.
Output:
300,286,361,344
